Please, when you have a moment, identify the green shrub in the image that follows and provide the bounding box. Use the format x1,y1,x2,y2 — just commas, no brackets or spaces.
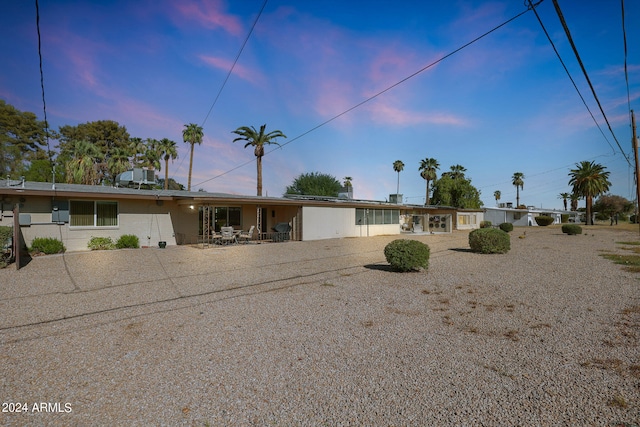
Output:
480,220,492,228
468,228,510,254
561,224,582,235
561,214,569,223
30,237,65,254
384,239,430,272
499,222,513,233
116,234,139,249
0,226,12,248
88,236,115,250
534,216,554,226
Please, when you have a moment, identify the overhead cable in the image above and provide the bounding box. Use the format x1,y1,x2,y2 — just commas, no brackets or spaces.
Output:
550,0,631,165
193,2,540,187
35,0,53,165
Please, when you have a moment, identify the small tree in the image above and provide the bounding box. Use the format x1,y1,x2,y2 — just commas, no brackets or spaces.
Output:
285,172,342,197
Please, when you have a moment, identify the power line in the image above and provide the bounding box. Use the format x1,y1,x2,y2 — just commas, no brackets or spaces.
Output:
526,0,622,162
35,0,53,166
621,0,632,126
551,0,631,166
193,2,540,187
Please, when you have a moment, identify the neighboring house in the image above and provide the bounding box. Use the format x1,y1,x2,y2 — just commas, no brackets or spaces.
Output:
483,205,579,226
0,179,479,252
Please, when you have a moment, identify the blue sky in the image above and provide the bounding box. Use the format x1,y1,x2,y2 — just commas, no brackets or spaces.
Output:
2,0,638,209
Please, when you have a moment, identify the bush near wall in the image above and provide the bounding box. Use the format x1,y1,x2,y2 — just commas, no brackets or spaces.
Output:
480,221,492,228
0,226,12,268
499,222,513,232
561,224,582,235
384,239,430,272
30,237,65,254
534,216,554,226
468,228,510,254
116,234,140,249
88,236,115,250
561,214,569,223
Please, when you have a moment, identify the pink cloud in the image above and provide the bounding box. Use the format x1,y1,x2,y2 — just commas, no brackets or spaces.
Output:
171,0,243,36
367,102,468,127
198,55,262,84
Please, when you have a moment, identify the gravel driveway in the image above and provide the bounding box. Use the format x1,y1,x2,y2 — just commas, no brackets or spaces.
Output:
1,226,638,426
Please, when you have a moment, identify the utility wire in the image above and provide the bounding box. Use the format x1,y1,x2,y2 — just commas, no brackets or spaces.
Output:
171,0,268,187
35,0,53,167
621,0,632,127
526,0,621,161
193,2,540,187
550,0,631,166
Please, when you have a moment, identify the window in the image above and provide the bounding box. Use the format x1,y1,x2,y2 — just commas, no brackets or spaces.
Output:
458,214,476,225
214,206,241,231
355,209,400,225
70,200,118,227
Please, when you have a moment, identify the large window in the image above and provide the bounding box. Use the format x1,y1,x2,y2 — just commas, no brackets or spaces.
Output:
70,200,118,227
458,214,476,225
355,209,399,225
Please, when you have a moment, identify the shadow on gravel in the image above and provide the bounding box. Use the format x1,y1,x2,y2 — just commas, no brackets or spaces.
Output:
364,264,394,272
449,248,474,253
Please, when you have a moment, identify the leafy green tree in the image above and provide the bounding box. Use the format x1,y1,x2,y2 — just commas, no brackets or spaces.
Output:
393,160,404,196
592,194,633,218
431,169,483,209
58,120,130,184
419,158,440,206
285,172,342,197
512,172,524,207
232,124,286,196
128,137,146,165
0,100,50,177
156,177,185,191
140,138,161,170
107,147,131,183
182,123,204,191
568,161,611,225
158,138,178,190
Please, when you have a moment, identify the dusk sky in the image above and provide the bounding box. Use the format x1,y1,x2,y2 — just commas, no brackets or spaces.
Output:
2,1,638,209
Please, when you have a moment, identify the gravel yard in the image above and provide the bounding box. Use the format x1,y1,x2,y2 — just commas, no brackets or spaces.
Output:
1,226,638,426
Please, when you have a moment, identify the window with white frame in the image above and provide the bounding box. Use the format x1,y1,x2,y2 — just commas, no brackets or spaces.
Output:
70,200,118,227
355,209,399,225
458,214,476,225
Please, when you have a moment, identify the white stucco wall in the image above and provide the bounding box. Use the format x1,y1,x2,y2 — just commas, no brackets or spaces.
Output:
301,206,400,241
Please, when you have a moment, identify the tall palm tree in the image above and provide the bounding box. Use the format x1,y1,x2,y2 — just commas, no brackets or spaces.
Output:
343,176,353,191
393,160,404,197
494,190,501,206
512,172,525,207
232,124,287,196
559,192,570,211
419,157,440,206
569,161,611,225
140,138,161,171
182,123,204,191
158,138,178,190
570,192,580,211
65,140,102,185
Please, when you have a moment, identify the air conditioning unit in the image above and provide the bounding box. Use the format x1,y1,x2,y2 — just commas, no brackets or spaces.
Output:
116,168,157,188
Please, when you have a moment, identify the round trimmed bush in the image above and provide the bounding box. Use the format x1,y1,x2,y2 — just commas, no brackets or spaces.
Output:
384,239,430,272
499,222,513,233
534,216,554,226
30,237,65,254
480,220,492,228
468,228,510,254
116,234,140,249
561,224,582,235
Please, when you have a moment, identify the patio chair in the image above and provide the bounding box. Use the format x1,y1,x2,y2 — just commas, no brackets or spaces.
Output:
220,226,237,245
237,225,255,244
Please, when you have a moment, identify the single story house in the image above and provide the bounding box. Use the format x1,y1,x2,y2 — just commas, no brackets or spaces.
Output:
0,179,483,252
483,205,580,227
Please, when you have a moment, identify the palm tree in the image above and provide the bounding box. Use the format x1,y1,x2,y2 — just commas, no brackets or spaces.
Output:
128,137,146,166
343,176,353,191
494,190,501,206
512,172,525,207
65,140,102,185
568,161,611,225
140,138,161,171
107,147,131,184
448,164,467,180
158,138,178,190
570,192,580,211
182,123,204,191
393,160,404,197
232,124,287,196
559,192,570,211
419,158,440,206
